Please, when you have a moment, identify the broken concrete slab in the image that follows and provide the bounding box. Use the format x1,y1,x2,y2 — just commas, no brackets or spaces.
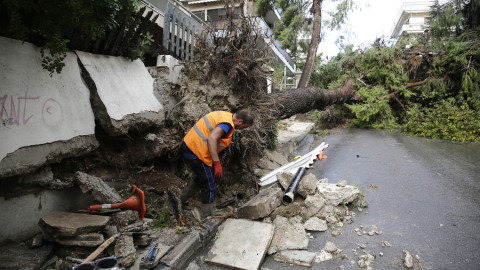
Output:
303,217,328,232
270,201,302,220
55,232,105,247
74,171,123,203
205,219,274,270
257,156,281,171
297,173,317,198
273,250,316,267
76,51,164,136
303,194,326,217
161,231,202,270
0,37,98,179
38,211,110,239
317,182,360,206
237,185,283,220
277,172,317,199
266,150,289,166
268,216,309,255
115,234,136,268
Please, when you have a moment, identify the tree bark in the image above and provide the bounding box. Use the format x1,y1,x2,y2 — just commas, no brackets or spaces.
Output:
297,0,322,88
269,78,356,119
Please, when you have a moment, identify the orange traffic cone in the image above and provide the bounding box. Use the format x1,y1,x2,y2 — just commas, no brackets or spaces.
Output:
86,185,146,220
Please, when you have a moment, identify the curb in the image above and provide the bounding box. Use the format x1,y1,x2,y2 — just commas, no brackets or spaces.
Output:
155,218,224,270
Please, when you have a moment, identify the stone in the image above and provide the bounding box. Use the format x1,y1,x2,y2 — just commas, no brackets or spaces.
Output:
161,231,202,270
266,150,288,166
204,219,274,270
115,234,136,268
317,183,360,206
324,242,338,253
277,172,293,190
404,250,414,268
257,156,280,171
273,250,316,267
297,173,317,198
268,216,309,255
303,194,326,217
55,233,104,247
270,202,302,220
315,250,333,262
303,217,328,232
38,211,110,239
336,180,347,187
237,185,283,220
74,171,123,203
112,210,141,228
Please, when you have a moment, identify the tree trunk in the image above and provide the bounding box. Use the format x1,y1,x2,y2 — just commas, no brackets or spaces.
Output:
297,0,322,88
270,78,356,119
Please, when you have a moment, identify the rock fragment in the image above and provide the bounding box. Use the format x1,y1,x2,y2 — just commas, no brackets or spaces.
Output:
268,216,309,254
238,185,283,220
404,250,414,268
303,217,328,232
273,250,316,267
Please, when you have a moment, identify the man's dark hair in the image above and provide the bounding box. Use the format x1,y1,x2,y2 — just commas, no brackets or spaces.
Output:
236,111,254,125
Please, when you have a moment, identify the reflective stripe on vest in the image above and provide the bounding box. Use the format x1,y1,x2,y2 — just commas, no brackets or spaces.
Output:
183,111,234,166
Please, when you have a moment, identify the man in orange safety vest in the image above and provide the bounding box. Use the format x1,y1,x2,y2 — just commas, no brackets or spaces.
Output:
181,111,253,218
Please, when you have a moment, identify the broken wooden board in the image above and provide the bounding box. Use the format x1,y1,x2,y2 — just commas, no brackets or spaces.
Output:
205,218,274,270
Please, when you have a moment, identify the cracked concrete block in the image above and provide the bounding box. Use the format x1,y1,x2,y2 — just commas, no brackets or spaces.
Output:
317,183,360,206
297,173,317,198
277,172,294,190
38,211,110,239
237,185,283,220
0,37,98,179
76,51,165,136
303,217,328,232
161,231,202,270
266,150,288,166
115,234,136,268
268,216,309,255
257,156,280,171
273,250,316,267
74,171,123,203
55,233,104,247
205,219,274,270
304,194,326,217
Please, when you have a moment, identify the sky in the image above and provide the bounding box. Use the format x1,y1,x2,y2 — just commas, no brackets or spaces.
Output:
318,0,405,60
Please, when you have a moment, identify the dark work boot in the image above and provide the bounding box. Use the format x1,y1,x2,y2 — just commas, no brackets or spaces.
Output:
180,181,199,205
201,203,215,219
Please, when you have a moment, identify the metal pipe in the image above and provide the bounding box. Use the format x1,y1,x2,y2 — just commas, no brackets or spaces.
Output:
282,167,307,205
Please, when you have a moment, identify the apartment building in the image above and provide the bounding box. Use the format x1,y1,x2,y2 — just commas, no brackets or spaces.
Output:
391,0,449,38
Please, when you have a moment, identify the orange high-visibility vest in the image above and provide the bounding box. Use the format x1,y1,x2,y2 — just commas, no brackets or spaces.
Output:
184,111,235,166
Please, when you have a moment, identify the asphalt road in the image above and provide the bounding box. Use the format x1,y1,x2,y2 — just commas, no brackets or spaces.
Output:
196,129,480,270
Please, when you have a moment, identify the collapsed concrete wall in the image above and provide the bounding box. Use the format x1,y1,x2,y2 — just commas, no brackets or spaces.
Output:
0,37,98,179
76,51,164,135
0,36,169,242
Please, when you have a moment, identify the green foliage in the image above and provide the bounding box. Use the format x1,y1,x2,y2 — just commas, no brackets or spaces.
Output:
403,98,480,142
40,37,69,76
0,0,141,74
153,208,176,227
346,86,399,129
308,0,480,142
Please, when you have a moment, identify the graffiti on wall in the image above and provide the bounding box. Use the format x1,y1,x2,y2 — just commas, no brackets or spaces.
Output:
0,92,64,128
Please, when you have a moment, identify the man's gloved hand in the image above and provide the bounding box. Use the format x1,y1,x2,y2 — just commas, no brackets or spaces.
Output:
213,161,223,179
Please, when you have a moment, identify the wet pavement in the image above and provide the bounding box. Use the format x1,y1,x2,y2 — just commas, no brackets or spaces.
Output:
195,128,480,270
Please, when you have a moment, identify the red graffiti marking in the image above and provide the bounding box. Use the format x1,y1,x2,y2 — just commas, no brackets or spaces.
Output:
1,92,63,127
41,98,64,127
